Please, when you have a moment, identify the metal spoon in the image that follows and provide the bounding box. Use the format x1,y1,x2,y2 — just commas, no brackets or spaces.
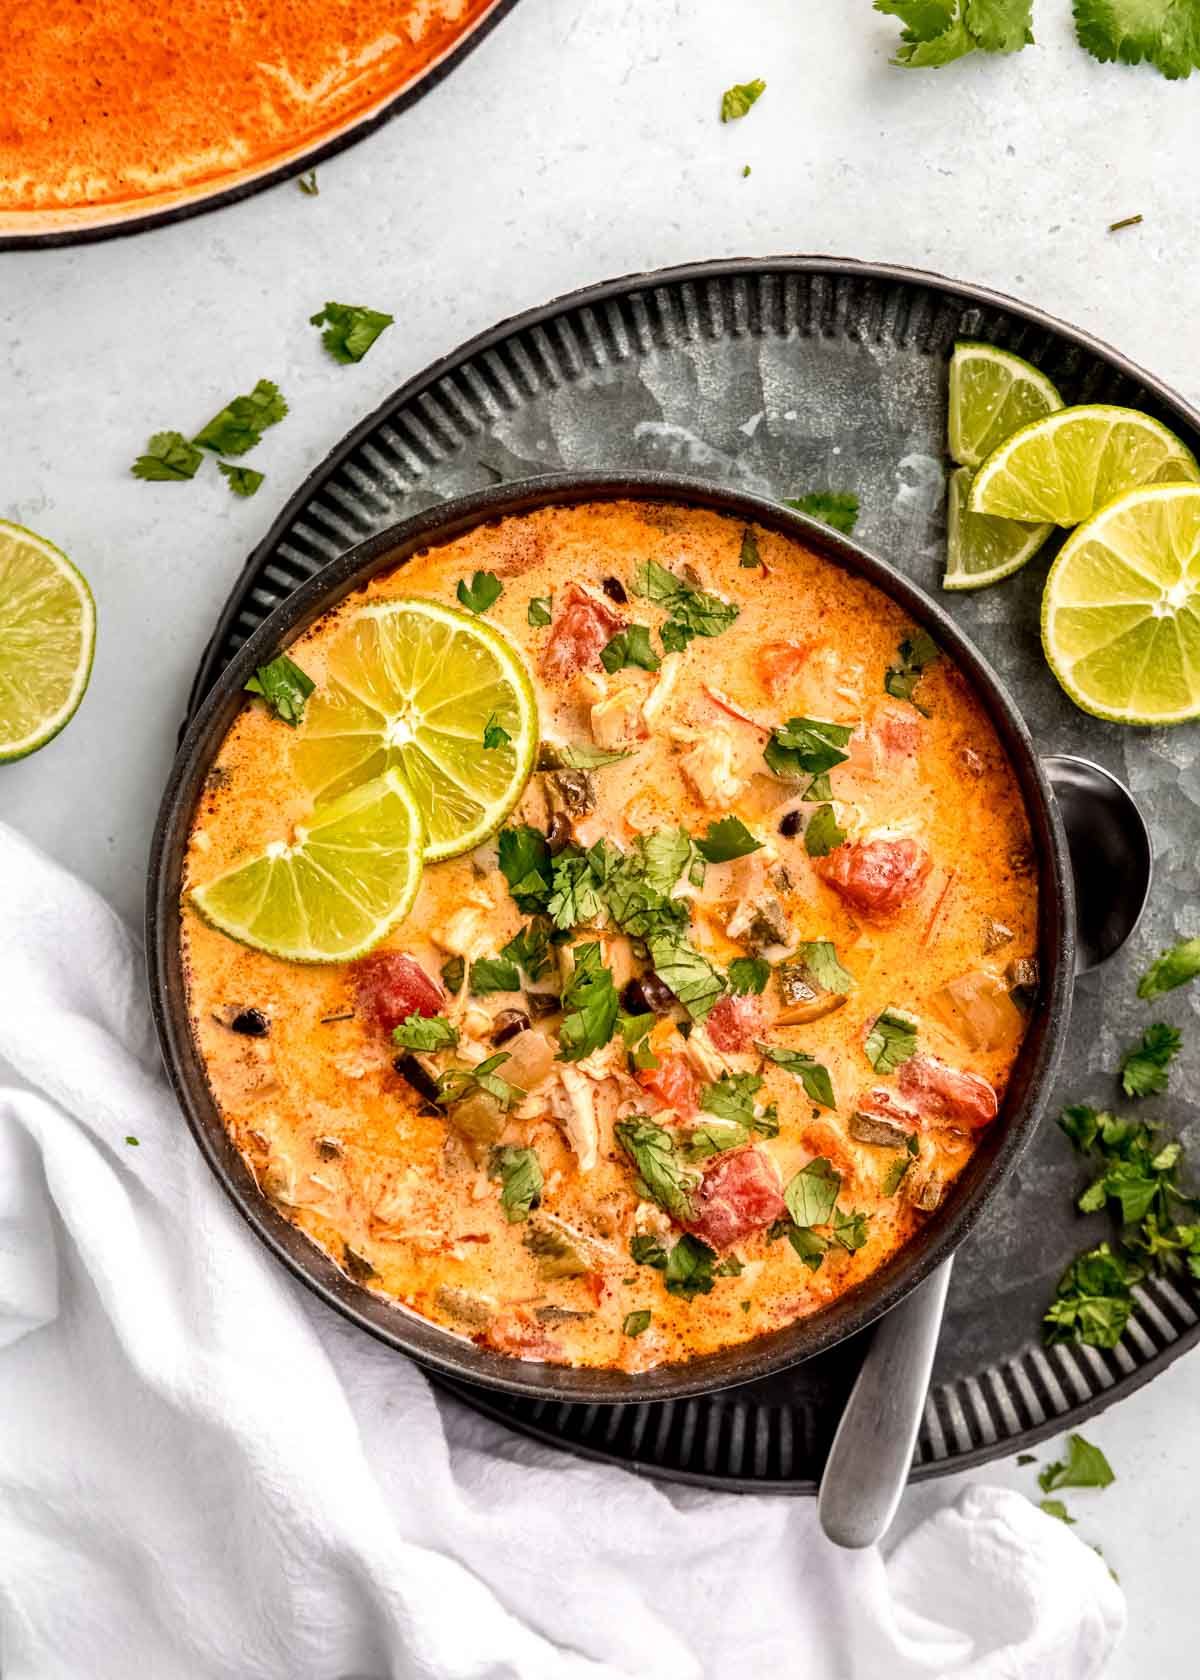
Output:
817,754,1152,1549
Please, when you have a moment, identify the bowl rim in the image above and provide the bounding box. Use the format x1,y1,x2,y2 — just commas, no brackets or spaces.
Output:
0,0,521,252
147,471,1074,1403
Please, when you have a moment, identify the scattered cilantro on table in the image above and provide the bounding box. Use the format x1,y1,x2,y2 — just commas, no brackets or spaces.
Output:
131,431,203,481
297,170,319,196
194,379,288,456
1137,935,1200,999
1119,1022,1181,1097
219,463,265,498
783,491,860,535
1038,1433,1115,1492
1073,0,1200,80
310,300,394,363
874,1,1033,66
720,79,766,121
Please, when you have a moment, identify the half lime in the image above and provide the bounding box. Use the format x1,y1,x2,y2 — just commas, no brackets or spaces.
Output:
0,520,96,762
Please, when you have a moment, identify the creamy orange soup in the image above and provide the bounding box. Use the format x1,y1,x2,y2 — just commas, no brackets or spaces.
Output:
182,501,1038,1371
3,1,496,215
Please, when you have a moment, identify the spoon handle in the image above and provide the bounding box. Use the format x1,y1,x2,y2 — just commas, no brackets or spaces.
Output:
817,1257,953,1549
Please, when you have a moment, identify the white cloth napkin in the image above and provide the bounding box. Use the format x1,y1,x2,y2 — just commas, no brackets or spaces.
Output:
0,820,1125,1680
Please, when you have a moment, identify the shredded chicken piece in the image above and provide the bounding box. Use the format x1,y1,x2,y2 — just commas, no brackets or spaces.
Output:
634,1200,673,1238
575,670,607,706
432,891,495,961
673,724,745,805
642,652,682,728
550,1065,600,1171
590,684,646,751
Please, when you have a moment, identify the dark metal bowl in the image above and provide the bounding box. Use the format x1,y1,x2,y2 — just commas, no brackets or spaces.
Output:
147,471,1074,1402
0,0,520,252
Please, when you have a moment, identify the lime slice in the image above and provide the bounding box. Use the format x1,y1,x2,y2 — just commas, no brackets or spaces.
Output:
969,404,1200,527
0,520,96,762
948,341,1063,471
190,769,425,962
1042,483,1200,725
943,466,1052,591
294,598,537,860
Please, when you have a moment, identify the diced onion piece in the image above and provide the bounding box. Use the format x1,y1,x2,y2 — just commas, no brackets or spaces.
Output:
930,970,1024,1052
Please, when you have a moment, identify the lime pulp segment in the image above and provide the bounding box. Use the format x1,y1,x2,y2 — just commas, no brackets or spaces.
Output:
0,520,95,761
943,465,1052,591
294,597,538,860
190,769,425,962
948,341,1064,471
1042,484,1200,725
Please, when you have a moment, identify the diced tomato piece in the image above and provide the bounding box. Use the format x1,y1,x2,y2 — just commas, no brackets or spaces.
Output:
636,1054,701,1117
706,992,765,1053
755,639,812,698
353,951,444,1034
686,1147,786,1250
541,584,624,683
877,704,923,757
585,1271,607,1306
897,1054,999,1130
816,838,931,917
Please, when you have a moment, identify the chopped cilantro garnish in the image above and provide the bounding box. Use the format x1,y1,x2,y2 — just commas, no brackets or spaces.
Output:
876,0,1033,67
783,491,860,535
865,1006,919,1073
1119,1022,1181,1097
392,1014,459,1052
885,628,941,713
557,942,619,1061
469,956,522,995
630,1233,669,1269
244,653,315,727
490,1145,543,1223
527,594,553,627
695,815,762,863
441,956,466,993
630,558,739,650
498,825,554,914
482,713,511,751
757,1042,836,1108
131,431,203,481
791,940,855,994
739,527,762,567
456,570,503,614
1075,0,1200,81
804,804,847,857
720,78,766,121
727,956,770,995
125,1135,140,1146
785,1156,841,1228
616,1117,700,1222
665,1233,717,1299
310,300,394,363
601,624,661,673
500,921,552,983
832,1206,871,1252
1037,1434,1115,1493
194,379,287,457
647,933,725,1022
436,1052,524,1111
219,463,264,498
1137,936,1200,999
763,716,853,784
623,1308,652,1337
700,1072,763,1127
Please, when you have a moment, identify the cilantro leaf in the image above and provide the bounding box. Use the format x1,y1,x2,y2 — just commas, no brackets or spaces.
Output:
727,956,771,995
885,628,942,713
436,1051,524,1111
739,527,762,568
758,1042,836,1108
469,956,522,995
498,826,553,914
787,1225,831,1270
456,570,503,614
665,1233,717,1299
791,941,856,994
720,79,766,122
527,594,553,626
882,1152,914,1195
763,716,853,782
392,1014,459,1052
1119,1022,1182,1097
783,491,860,535
547,849,606,930
615,1117,700,1221
482,713,511,751
623,1308,652,1337
701,1072,764,1126
538,741,631,771
695,816,762,864
441,956,466,993
1037,1433,1115,1493
683,1117,752,1160
557,942,619,1061
633,828,693,895
876,0,1033,65
490,1145,543,1223
630,1233,669,1269
244,653,315,727
785,1156,842,1227
131,430,203,481
219,463,265,498
1074,0,1200,80
601,624,661,673
1039,1498,1076,1525
832,1206,871,1252
630,558,739,649
1137,936,1200,999
194,379,287,456
500,921,552,983
804,803,847,858
865,1006,919,1073
647,934,725,1022
310,300,394,363
1043,1243,1136,1349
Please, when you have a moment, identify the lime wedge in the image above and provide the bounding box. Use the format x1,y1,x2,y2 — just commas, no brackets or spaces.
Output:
969,405,1200,527
1042,483,1200,725
0,520,96,762
294,598,537,860
943,466,1053,591
190,769,425,961
948,341,1063,471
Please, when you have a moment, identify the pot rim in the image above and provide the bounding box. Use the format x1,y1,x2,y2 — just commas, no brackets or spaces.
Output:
147,471,1074,1403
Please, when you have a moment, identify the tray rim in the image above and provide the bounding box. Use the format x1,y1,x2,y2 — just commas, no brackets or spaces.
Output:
180,252,1200,1489
0,0,521,253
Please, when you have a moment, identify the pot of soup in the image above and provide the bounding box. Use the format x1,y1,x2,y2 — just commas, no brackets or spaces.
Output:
148,473,1086,1402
